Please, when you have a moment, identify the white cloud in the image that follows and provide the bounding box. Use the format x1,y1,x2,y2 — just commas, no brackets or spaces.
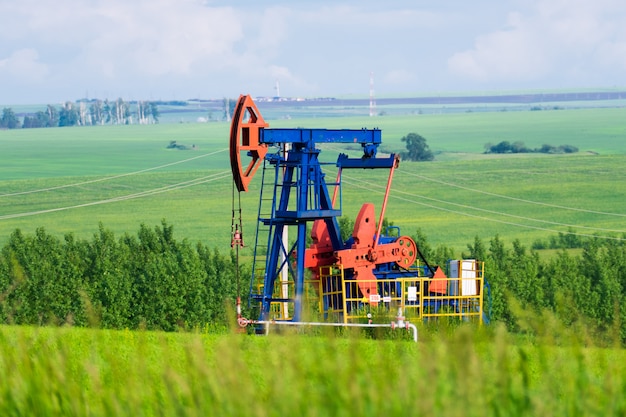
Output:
250,6,291,55
448,11,553,82
447,0,626,85
0,1,244,88
79,1,243,77
0,49,48,81
1,1,626,104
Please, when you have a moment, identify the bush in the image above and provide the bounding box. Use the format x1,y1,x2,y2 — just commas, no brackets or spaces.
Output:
0,222,243,331
400,132,434,161
485,141,579,154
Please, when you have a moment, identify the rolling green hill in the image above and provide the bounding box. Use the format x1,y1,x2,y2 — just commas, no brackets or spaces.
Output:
1,107,625,255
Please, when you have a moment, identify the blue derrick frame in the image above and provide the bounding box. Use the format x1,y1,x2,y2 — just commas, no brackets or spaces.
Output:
250,127,398,321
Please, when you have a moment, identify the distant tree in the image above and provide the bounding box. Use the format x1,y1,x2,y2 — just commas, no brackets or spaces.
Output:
22,115,35,128
487,140,578,155
511,141,530,153
111,98,130,124
35,111,49,127
103,99,113,124
223,98,237,122
46,105,59,127
137,101,147,124
23,110,55,128
59,102,79,127
136,101,159,124
487,141,512,153
90,100,104,125
400,132,434,161
464,236,487,261
559,144,579,153
0,107,20,129
20,105,69,129
149,102,160,124
539,144,557,154
509,239,544,308
77,101,90,126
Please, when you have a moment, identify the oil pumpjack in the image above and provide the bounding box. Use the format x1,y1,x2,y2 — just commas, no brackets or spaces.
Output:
229,95,486,328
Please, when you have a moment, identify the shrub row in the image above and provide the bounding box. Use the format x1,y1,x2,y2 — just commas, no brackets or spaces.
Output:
1,220,625,341
0,221,245,331
484,140,578,154
413,228,626,342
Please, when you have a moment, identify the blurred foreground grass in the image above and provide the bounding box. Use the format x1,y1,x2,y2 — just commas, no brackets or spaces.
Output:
0,319,625,416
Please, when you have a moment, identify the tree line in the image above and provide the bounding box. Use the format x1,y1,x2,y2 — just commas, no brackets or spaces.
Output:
1,98,160,129
484,140,579,154
0,221,624,341
0,222,243,331
405,228,626,342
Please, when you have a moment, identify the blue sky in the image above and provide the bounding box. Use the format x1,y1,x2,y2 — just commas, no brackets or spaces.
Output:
1,0,625,104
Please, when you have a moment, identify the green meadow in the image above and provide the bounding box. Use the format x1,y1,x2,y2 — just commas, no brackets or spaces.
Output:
1,107,624,254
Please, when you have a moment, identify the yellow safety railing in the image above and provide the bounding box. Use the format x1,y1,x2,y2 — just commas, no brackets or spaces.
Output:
316,262,485,324
318,265,345,322
260,260,485,324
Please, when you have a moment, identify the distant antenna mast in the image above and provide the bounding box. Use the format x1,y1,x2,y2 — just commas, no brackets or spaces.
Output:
274,80,281,99
369,71,376,117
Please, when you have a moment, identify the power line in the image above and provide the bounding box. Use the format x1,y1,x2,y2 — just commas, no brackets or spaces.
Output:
399,170,626,218
0,148,229,198
341,176,626,242
344,175,626,234
0,171,231,221
321,143,625,219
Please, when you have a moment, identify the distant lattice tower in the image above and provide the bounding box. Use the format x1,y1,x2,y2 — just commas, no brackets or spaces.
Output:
274,80,281,100
369,72,376,117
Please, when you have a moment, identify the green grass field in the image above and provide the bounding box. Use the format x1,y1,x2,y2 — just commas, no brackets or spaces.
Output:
1,107,625,254
1,320,625,416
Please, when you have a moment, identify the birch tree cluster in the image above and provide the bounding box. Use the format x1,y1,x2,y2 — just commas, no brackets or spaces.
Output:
4,98,160,129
